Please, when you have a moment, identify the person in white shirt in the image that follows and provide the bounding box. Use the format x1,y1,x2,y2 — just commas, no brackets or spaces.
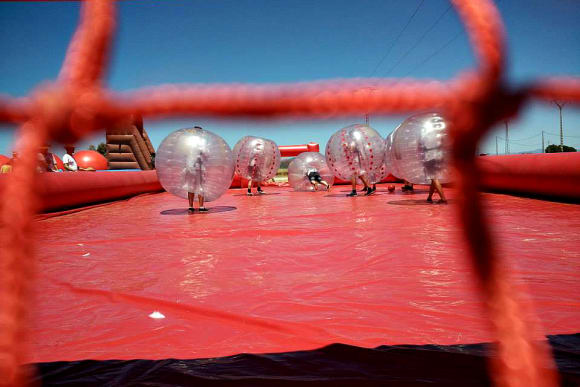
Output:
246,144,265,196
182,151,208,212
63,145,95,171
63,145,78,171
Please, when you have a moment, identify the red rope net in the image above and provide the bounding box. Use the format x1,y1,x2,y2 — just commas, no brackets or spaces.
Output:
1,0,578,386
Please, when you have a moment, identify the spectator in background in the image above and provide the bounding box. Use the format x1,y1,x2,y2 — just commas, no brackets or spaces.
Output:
39,146,61,172
62,145,95,171
63,145,78,171
0,158,13,174
36,151,47,173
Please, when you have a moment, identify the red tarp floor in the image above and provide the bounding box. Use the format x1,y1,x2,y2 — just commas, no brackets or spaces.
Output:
28,185,580,363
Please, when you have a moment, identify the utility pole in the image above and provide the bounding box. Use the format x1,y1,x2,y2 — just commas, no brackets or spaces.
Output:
553,101,566,151
504,121,509,154
496,136,498,155
356,86,375,126
541,131,545,153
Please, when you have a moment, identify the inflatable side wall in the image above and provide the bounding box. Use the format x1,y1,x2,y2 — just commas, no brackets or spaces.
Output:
0,170,162,212
2,151,576,213
477,153,580,200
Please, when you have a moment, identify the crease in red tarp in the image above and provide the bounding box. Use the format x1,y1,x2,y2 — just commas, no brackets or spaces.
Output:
50,278,332,341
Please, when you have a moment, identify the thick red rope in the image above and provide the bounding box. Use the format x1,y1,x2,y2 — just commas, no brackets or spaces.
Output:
0,0,578,386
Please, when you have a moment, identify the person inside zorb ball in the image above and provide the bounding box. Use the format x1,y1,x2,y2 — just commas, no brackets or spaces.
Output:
182,151,208,211
366,145,389,194
325,124,385,197
156,126,235,212
420,114,449,203
288,152,333,192
391,112,450,203
233,136,281,196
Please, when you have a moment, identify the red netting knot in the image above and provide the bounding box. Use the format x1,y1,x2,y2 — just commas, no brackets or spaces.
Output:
448,78,526,161
31,83,113,145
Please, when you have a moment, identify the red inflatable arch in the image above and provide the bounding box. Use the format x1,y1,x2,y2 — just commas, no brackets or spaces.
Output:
278,142,320,157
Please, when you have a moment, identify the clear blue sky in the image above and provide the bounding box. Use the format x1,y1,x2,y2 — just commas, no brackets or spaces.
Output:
1,0,579,157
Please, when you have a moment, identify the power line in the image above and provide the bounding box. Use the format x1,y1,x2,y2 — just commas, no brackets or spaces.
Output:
504,132,542,142
496,133,541,143
492,131,580,152
543,131,580,139
403,0,506,77
511,141,539,147
510,140,537,146
496,136,538,147
404,30,462,77
491,129,580,154
384,4,453,77
369,0,425,77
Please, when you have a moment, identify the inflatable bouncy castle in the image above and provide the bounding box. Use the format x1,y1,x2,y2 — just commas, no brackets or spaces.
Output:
106,115,156,170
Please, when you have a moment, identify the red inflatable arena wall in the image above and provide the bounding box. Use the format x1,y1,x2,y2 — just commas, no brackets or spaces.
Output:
0,171,163,213
477,152,580,200
1,152,577,213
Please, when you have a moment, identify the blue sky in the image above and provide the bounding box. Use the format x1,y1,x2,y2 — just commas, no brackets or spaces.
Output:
1,0,579,157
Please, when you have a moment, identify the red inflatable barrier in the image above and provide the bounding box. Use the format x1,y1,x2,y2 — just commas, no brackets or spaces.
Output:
333,173,400,185
230,173,285,189
278,142,320,157
477,153,580,200
2,153,576,214
0,171,162,212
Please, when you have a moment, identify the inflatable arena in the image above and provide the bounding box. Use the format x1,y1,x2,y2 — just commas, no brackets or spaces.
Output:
0,0,578,386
